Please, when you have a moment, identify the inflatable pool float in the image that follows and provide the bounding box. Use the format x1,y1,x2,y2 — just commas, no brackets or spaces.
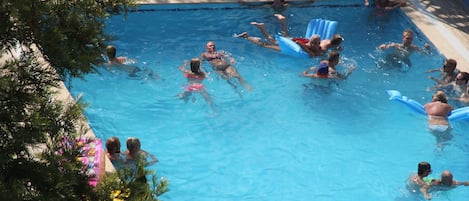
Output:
386,90,469,121
277,18,338,58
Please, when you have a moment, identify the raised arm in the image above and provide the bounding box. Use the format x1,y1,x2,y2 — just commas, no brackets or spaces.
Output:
178,60,190,73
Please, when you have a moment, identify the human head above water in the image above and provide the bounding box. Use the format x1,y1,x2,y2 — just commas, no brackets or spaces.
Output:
417,161,432,176
308,35,321,45
106,136,121,154
440,170,453,186
190,58,202,74
455,72,469,84
330,34,344,46
402,29,414,46
443,58,457,72
106,45,117,59
126,137,141,154
432,91,448,103
206,41,216,52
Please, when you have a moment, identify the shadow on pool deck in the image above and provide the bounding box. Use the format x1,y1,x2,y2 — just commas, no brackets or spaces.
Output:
420,0,469,36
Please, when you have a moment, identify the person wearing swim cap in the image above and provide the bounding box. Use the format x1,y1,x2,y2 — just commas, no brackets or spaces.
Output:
302,51,354,80
407,161,433,194
421,170,469,200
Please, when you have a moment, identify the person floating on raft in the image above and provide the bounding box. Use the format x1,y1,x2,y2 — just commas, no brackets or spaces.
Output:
234,14,342,58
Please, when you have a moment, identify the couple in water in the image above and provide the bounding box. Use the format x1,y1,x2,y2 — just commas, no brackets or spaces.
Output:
234,14,344,58
177,41,253,111
407,162,469,200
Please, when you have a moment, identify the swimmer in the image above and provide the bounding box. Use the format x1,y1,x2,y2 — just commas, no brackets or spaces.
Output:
106,45,127,65
201,41,252,92
105,45,159,79
407,162,433,193
303,51,356,79
434,72,469,98
125,137,158,167
234,14,342,57
177,58,214,110
239,0,314,14
105,136,124,168
365,0,406,10
427,59,459,85
422,170,469,200
378,29,430,70
423,91,453,133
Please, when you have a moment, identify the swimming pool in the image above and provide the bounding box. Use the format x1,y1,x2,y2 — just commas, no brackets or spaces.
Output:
69,1,469,200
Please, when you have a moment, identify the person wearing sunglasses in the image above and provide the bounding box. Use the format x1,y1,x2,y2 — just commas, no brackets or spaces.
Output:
427,58,459,85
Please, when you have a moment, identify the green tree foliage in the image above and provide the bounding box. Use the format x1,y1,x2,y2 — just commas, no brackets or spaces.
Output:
96,159,169,201
0,0,136,80
0,0,170,200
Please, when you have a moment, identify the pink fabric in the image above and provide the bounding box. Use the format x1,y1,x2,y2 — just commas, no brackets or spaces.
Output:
77,138,102,187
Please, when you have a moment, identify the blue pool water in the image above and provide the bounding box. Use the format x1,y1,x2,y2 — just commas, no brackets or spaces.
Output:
69,1,469,201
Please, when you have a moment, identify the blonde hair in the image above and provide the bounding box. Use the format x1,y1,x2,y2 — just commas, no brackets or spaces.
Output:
432,91,448,103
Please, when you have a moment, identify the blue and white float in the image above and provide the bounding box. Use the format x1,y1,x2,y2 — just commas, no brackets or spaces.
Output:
276,18,338,58
386,90,469,121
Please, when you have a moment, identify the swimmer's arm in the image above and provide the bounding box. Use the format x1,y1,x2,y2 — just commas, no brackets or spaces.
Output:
302,67,317,77
428,76,444,85
425,68,440,73
416,44,432,54
178,60,190,73
379,43,397,50
141,150,158,166
420,184,432,200
364,0,369,6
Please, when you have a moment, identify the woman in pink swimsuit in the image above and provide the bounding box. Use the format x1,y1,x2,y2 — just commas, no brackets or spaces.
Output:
178,58,214,110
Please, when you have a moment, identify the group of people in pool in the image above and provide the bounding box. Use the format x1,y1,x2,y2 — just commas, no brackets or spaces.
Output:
105,136,158,172
408,161,469,200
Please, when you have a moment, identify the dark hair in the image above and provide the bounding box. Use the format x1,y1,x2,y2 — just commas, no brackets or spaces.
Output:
106,45,117,58
445,59,457,68
190,58,203,76
106,136,121,154
459,72,469,84
417,161,431,176
330,34,344,46
328,51,340,64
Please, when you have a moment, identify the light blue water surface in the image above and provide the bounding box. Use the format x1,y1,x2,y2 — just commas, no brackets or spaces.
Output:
69,1,469,201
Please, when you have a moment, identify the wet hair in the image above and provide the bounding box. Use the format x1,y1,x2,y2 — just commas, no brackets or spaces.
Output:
190,58,203,75
445,59,457,69
432,91,448,103
126,137,141,154
458,72,469,84
106,45,117,58
417,161,431,176
330,34,344,46
328,51,340,64
309,35,321,44
105,136,121,154
403,29,414,37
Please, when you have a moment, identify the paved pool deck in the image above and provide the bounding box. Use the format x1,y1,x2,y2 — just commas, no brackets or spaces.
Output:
138,0,469,72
